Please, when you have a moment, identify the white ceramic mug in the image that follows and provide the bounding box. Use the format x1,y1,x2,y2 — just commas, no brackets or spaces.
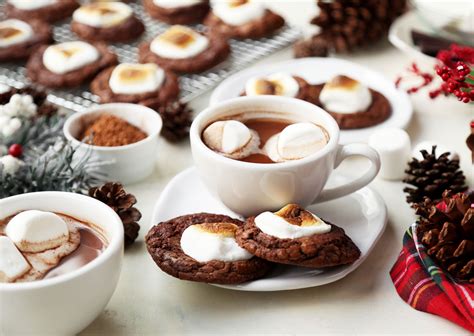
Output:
0,192,124,335
190,96,381,216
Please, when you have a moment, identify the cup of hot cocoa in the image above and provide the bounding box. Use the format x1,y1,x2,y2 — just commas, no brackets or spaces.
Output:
190,96,381,216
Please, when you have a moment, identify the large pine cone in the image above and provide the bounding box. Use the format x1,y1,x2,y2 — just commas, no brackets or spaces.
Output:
404,146,467,207
415,191,474,283
89,182,141,247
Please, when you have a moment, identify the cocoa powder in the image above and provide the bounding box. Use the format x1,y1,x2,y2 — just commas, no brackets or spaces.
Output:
80,114,147,147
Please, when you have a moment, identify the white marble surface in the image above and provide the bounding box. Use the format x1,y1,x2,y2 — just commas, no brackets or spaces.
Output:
81,1,473,335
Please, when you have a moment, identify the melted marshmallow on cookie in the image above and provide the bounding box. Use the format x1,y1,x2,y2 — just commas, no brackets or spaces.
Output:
245,73,299,98
211,0,265,26
109,63,165,95
42,41,100,74
150,25,209,59
255,204,331,239
73,2,132,28
0,19,33,48
8,0,57,10
153,0,203,8
180,222,253,262
319,75,372,114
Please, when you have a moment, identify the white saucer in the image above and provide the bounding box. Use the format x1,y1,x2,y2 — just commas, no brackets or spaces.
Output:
209,58,412,144
151,167,387,291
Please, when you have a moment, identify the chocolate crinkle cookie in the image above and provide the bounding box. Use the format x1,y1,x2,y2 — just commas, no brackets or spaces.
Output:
145,213,272,284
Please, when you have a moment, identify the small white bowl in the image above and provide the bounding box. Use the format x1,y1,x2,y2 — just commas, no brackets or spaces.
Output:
64,103,162,185
0,192,124,335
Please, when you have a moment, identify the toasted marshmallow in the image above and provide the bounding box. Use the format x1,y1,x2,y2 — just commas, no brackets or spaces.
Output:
255,204,331,239
0,19,33,48
150,25,209,60
153,0,203,8
245,73,299,98
109,63,165,95
73,2,132,28
42,41,100,75
7,0,56,10
0,236,31,283
202,120,260,159
181,222,253,262
264,122,328,162
319,75,372,114
5,210,69,253
211,0,265,26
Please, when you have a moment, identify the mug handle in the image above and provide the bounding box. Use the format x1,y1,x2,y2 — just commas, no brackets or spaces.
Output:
312,143,380,204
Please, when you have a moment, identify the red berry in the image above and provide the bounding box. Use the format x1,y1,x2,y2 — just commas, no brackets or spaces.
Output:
8,144,23,158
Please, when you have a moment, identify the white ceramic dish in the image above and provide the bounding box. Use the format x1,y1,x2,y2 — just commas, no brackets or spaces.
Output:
64,103,162,185
0,192,124,335
209,58,413,144
151,167,387,292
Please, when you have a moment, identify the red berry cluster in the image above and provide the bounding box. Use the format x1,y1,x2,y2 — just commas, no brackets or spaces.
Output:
430,61,474,103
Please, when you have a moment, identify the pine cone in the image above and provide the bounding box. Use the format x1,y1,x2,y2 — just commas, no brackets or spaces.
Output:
403,146,467,207
307,0,407,54
156,101,193,142
293,34,329,58
89,182,142,247
415,191,474,283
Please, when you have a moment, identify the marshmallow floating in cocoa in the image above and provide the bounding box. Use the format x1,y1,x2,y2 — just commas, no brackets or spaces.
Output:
5,210,69,253
0,236,31,283
319,75,372,114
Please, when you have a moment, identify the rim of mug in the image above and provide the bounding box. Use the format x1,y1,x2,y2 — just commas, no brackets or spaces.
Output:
0,191,123,292
191,96,340,169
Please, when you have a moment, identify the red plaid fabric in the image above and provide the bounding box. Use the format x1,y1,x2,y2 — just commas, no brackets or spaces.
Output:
390,224,474,332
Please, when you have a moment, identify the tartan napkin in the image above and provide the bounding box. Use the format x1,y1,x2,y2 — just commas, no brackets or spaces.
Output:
390,224,474,332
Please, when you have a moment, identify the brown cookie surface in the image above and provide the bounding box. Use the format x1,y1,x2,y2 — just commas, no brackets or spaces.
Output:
138,32,230,74
90,65,180,107
146,213,272,284
310,84,392,129
0,20,53,62
5,0,80,23
26,43,118,88
236,217,361,268
143,0,210,24
204,9,284,39
71,15,145,43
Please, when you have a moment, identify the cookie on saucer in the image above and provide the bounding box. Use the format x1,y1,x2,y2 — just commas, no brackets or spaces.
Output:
5,0,80,23
242,72,316,103
204,0,285,39
311,75,392,129
0,19,53,62
236,204,361,268
145,213,272,284
144,0,210,24
90,63,179,107
26,41,118,88
138,25,230,74
71,2,145,43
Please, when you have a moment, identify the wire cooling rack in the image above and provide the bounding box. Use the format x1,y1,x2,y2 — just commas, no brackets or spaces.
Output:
0,1,300,111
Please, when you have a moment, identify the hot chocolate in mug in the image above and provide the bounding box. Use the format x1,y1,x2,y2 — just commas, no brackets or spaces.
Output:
190,96,381,217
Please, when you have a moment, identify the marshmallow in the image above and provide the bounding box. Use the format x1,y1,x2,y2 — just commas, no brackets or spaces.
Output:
202,120,260,159
109,63,165,95
5,210,69,253
150,25,209,60
0,154,23,175
319,75,372,114
255,204,331,239
211,0,265,26
73,2,132,28
153,0,203,8
264,122,328,162
180,222,253,262
368,128,411,180
42,41,100,75
0,236,31,283
412,141,459,161
7,0,56,10
245,73,299,98
0,19,33,48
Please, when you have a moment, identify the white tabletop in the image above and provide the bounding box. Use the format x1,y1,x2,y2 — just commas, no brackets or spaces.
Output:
81,2,473,335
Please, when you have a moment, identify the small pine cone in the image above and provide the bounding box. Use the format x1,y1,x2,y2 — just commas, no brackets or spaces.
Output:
89,182,142,247
157,101,193,142
293,34,329,58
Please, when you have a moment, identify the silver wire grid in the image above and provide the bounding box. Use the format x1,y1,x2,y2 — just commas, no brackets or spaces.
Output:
0,1,301,111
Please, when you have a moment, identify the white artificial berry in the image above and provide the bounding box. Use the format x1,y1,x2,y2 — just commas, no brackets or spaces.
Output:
0,155,23,176
2,117,22,137
0,94,37,118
